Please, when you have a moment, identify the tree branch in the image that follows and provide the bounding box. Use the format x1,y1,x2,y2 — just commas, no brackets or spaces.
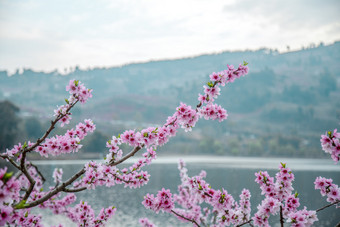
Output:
171,209,201,227
63,187,87,193
316,200,340,212
29,162,46,183
280,205,284,227
20,168,86,209
109,144,144,166
236,219,252,227
0,154,20,170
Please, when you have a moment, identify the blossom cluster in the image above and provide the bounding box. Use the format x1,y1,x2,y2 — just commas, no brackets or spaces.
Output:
142,160,252,227
139,217,156,227
314,176,340,207
74,161,150,190
4,119,95,159
56,80,93,127
0,167,20,226
320,129,340,163
0,166,44,226
142,188,174,213
253,163,317,227
34,119,95,157
66,201,116,227
141,161,328,227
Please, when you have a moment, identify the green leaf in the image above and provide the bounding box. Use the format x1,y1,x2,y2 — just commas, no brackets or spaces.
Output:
22,141,28,150
117,134,121,139
74,80,79,86
295,191,299,198
40,188,44,192
206,82,214,87
3,172,13,183
15,200,27,209
143,132,148,137
107,140,111,145
65,98,69,104
243,61,248,66
280,162,286,168
25,211,28,217
328,131,332,137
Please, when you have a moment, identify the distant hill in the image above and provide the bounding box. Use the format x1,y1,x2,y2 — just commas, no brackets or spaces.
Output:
1,41,339,158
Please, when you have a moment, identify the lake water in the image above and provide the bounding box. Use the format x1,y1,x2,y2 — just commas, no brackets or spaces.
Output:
10,157,340,226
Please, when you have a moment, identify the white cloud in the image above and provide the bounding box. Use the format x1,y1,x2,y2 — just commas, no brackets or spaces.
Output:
0,0,339,72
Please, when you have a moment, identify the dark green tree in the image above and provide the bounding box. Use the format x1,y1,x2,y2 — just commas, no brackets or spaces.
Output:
24,117,43,140
82,131,108,153
0,100,20,152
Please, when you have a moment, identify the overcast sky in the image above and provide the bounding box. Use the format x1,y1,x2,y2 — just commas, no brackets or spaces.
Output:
0,0,339,74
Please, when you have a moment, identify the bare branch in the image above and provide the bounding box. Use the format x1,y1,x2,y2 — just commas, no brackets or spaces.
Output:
63,187,87,193
316,200,340,212
109,144,144,166
20,154,36,202
236,219,252,227
29,163,46,183
171,209,201,227
0,154,20,170
280,206,284,227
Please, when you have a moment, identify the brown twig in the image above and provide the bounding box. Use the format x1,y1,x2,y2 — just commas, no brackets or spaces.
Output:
171,209,201,227
29,162,46,183
280,205,284,227
0,154,20,170
316,200,340,212
236,219,252,227
109,144,144,166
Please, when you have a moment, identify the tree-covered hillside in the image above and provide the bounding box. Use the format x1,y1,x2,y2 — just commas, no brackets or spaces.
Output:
1,42,339,158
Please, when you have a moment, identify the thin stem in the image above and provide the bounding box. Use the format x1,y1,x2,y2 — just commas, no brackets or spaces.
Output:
20,154,35,202
199,218,208,227
109,144,144,166
280,205,284,227
171,209,201,227
29,163,46,183
63,187,87,193
316,200,339,212
212,210,218,224
0,154,20,170
237,219,252,227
